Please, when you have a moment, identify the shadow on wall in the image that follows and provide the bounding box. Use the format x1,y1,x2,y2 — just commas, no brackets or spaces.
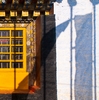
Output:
56,0,99,100
11,65,36,100
55,0,62,3
67,1,77,100
1,0,99,100
10,15,71,100
55,0,77,4
56,8,93,100
56,6,92,100
56,19,70,38
47,0,99,100
11,15,57,100
67,0,77,7
74,13,92,100
90,0,99,5
55,0,99,5
55,12,93,100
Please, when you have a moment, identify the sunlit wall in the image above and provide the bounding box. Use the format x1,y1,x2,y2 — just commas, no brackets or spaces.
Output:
54,0,99,100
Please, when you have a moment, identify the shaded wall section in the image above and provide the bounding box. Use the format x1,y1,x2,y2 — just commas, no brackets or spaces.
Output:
74,13,92,100
0,15,57,100
41,15,57,100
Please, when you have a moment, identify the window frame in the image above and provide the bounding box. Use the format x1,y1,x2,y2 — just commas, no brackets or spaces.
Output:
0,28,26,72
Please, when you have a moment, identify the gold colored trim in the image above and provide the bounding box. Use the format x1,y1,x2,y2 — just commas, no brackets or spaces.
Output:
0,11,5,17
22,11,29,17
10,11,17,17
45,11,49,15
33,11,40,17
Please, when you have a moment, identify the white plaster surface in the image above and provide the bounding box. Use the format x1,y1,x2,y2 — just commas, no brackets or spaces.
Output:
96,4,99,100
53,0,99,100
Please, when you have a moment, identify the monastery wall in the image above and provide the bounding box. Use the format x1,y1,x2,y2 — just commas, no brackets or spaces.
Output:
54,0,99,100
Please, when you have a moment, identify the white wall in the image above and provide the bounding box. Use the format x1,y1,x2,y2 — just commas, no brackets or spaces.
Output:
54,0,99,100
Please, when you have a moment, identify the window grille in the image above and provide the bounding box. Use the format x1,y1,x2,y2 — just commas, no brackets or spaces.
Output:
0,29,25,69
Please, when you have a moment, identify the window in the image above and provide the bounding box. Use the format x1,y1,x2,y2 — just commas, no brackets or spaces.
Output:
0,29,26,69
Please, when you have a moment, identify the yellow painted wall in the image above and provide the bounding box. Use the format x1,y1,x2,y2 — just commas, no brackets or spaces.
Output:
16,72,29,90
0,71,29,90
0,28,29,92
